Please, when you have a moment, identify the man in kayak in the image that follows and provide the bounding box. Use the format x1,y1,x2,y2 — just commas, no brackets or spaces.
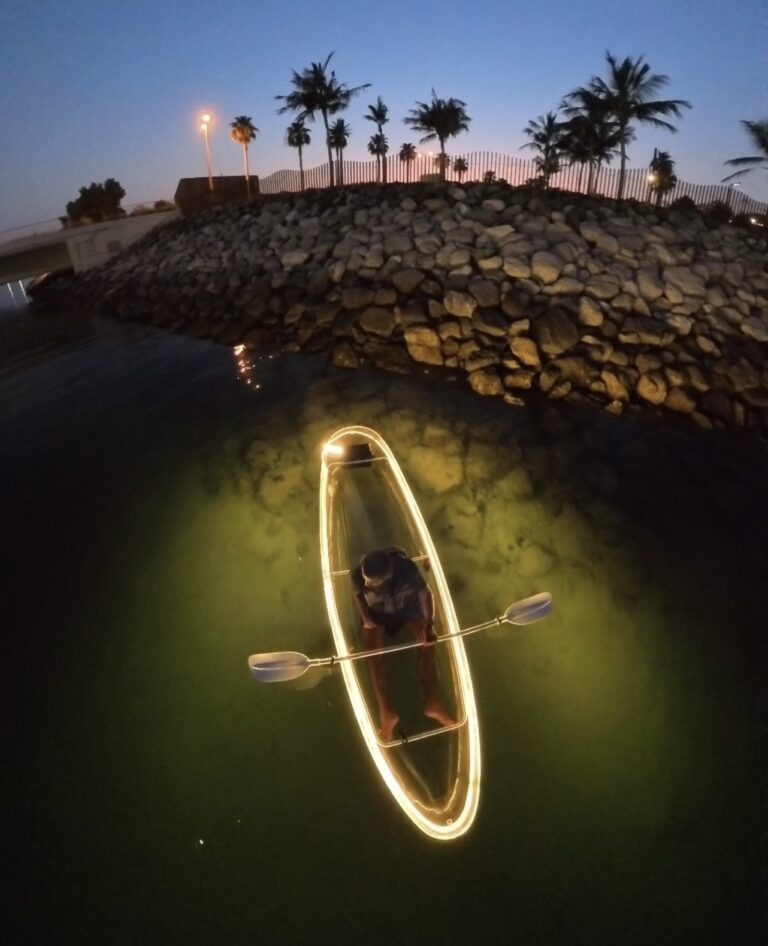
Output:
351,547,455,741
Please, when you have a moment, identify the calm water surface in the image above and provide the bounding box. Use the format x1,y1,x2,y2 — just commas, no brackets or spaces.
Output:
3,304,766,945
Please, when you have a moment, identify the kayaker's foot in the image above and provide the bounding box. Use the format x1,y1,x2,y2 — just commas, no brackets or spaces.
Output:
424,701,455,729
379,712,400,743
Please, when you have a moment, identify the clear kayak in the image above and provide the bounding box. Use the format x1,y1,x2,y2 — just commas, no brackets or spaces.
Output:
319,425,481,840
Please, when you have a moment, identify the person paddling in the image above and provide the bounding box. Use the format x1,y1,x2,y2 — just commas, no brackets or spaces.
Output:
351,548,455,741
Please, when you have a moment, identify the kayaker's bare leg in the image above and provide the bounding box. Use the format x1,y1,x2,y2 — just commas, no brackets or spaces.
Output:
407,620,455,728
362,624,399,741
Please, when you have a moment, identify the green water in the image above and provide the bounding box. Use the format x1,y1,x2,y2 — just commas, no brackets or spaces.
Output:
4,308,765,944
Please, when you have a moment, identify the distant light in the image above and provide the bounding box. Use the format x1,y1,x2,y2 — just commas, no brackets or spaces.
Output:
201,113,211,124
198,839,205,845
323,443,344,459
751,217,757,224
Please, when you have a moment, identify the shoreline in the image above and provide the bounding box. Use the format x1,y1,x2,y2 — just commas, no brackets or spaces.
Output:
61,181,768,437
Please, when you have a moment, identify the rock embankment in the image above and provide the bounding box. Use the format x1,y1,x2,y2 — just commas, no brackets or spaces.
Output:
75,182,768,434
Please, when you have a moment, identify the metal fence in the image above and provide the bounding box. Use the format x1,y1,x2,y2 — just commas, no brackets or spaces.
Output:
259,151,768,216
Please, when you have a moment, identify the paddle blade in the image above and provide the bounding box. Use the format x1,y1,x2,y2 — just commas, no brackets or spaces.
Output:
248,651,311,683
504,592,552,625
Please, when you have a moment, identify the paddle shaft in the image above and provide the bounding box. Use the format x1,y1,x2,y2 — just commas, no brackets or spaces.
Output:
307,614,505,670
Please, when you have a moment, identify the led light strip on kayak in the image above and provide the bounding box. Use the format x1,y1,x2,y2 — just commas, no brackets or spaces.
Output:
320,425,481,841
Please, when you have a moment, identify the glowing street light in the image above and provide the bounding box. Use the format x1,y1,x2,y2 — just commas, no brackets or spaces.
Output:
200,112,214,191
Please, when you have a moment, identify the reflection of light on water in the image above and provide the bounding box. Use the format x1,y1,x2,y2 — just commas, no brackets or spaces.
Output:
232,345,262,390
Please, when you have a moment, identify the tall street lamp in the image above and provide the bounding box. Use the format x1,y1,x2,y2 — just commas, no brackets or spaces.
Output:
200,113,214,191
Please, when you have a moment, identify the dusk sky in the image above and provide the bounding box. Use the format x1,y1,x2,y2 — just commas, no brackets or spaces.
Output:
1,0,766,233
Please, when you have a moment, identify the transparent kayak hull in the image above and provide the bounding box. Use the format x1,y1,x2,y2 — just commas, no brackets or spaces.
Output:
319,426,481,840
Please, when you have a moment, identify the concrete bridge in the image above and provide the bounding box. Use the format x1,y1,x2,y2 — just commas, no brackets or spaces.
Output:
0,210,179,285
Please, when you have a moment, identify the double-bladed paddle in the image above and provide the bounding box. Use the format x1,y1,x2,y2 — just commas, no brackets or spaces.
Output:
248,591,552,683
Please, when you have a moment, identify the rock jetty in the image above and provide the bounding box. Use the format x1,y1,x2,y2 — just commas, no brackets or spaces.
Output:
74,182,768,434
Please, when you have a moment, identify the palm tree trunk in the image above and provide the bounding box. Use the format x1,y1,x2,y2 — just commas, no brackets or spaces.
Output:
298,145,305,192
382,151,387,184
617,138,627,200
439,140,447,182
337,148,344,187
376,154,380,183
587,162,595,195
577,163,584,194
243,145,251,198
322,111,334,187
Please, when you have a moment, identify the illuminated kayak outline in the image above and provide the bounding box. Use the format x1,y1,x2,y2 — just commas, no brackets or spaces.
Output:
319,425,481,840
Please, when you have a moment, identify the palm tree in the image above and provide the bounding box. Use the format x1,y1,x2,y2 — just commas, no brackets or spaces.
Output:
399,142,417,182
404,91,471,181
560,91,628,194
521,111,564,188
276,52,369,187
454,156,468,182
571,52,691,199
286,118,311,191
647,148,677,206
365,96,390,183
230,116,258,197
722,119,768,183
328,118,351,186
483,170,496,184
367,133,388,183
434,153,451,176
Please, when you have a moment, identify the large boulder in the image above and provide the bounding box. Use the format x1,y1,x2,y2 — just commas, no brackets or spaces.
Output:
468,369,504,396
469,279,500,308
341,286,376,309
618,316,675,347
663,388,697,413
509,336,541,367
359,306,396,337
444,290,477,318
578,296,604,327
741,316,768,342
502,256,532,278
530,251,563,284
636,269,665,302
585,275,621,300
384,232,414,255
636,371,668,405
391,269,425,294
472,309,508,337
579,222,620,254
532,309,580,356
601,368,631,402
404,325,443,365
550,356,593,389
664,266,707,297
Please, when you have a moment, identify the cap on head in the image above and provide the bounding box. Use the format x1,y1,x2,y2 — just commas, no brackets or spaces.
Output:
361,550,391,581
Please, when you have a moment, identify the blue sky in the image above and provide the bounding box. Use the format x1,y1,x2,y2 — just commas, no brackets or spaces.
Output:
1,0,766,231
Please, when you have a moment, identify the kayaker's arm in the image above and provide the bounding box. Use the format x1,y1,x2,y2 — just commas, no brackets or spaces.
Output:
353,591,378,630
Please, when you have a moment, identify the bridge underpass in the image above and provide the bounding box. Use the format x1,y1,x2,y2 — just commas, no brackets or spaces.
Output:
0,209,179,301
0,240,72,283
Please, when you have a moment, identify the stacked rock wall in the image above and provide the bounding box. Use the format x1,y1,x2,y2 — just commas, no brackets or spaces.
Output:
77,182,768,434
